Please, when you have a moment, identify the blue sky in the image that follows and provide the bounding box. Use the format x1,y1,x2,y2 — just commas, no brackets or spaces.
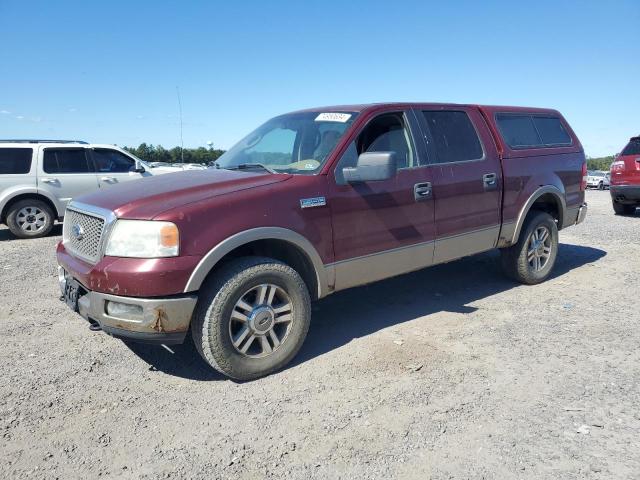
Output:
0,0,638,157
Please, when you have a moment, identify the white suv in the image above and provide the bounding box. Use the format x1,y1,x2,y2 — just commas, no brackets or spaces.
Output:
0,140,171,238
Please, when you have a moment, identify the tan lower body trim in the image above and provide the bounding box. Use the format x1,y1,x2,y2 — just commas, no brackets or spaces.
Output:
327,225,500,293
433,225,500,264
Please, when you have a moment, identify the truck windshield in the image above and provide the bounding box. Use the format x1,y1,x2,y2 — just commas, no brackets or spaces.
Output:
214,111,358,174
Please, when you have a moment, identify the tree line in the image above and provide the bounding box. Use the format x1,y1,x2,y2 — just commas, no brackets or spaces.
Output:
586,156,614,171
123,143,225,165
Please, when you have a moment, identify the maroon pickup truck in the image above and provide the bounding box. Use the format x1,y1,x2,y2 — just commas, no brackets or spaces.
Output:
57,103,587,380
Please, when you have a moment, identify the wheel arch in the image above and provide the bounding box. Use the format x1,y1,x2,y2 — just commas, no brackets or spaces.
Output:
1,191,60,224
184,227,329,300
507,186,566,246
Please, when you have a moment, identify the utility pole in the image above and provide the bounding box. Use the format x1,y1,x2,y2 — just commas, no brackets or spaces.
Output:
176,86,184,163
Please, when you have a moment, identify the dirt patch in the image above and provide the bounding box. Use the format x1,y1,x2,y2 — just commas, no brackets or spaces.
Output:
1,191,639,479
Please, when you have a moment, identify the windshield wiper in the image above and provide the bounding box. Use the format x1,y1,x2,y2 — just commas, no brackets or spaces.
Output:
227,163,276,174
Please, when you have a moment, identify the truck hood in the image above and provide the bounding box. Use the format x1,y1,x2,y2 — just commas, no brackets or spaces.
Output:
74,169,291,219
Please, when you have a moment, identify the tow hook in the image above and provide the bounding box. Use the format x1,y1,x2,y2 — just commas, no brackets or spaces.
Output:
88,320,102,332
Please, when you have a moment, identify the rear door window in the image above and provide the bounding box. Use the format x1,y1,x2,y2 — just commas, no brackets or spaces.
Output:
532,116,572,146
43,149,92,173
421,110,483,163
0,148,33,174
495,114,541,148
496,114,572,148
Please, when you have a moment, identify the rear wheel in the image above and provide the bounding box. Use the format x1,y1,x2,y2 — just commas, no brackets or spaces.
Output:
612,201,636,215
500,211,559,285
6,199,55,239
191,257,311,380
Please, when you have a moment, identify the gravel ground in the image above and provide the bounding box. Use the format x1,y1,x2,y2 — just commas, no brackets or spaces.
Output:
1,190,639,479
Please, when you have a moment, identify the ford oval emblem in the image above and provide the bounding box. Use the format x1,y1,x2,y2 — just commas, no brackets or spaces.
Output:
72,223,84,241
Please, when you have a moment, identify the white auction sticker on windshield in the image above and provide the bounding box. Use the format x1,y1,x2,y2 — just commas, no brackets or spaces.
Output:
315,112,352,123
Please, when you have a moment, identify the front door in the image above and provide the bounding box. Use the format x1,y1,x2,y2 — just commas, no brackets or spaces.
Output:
414,107,502,263
329,110,436,290
91,148,147,187
38,147,99,210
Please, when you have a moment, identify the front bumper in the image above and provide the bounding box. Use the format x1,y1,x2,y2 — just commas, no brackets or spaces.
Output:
59,267,197,344
611,185,640,203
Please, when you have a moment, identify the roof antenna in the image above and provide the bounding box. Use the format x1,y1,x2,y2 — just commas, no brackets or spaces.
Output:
176,86,184,163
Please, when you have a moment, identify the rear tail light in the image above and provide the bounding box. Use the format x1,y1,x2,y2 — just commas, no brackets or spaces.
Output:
611,160,625,171
581,162,587,191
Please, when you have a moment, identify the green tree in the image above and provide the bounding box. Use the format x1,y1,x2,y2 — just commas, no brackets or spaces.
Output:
586,156,615,171
123,143,226,165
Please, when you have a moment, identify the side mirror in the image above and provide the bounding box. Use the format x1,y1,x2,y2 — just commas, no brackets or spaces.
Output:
133,160,146,173
343,152,397,183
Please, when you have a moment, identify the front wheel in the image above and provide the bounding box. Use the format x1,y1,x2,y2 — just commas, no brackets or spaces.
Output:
500,211,559,285
598,182,604,190
191,257,311,380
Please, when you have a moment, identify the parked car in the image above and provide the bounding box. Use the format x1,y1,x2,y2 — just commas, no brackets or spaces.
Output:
57,103,587,380
173,162,207,170
147,162,184,172
0,140,170,238
610,135,640,215
586,170,610,189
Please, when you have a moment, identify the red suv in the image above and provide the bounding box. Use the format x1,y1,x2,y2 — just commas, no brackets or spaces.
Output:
57,103,587,380
610,136,640,215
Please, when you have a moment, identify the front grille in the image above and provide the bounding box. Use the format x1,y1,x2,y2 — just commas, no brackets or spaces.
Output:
63,209,106,263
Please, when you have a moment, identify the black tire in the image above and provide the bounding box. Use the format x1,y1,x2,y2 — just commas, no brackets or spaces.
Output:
598,182,604,190
612,201,636,215
191,257,311,381
5,198,55,239
500,211,559,285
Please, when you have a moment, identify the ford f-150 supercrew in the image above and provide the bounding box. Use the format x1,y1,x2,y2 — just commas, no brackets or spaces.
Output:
57,103,588,380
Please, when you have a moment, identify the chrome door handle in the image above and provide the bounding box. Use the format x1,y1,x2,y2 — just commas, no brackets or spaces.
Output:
414,182,432,201
100,176,116,182
40,177,59,184
483,173,497,191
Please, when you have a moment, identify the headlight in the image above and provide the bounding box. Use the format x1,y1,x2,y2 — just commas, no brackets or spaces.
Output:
105,220,179,258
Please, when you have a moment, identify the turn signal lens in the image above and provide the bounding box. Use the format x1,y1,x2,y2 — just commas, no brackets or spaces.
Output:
580,161,587,191
160,224,179,248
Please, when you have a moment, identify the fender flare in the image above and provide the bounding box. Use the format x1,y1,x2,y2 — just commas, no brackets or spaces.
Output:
508,185,567,246
184,227,329,299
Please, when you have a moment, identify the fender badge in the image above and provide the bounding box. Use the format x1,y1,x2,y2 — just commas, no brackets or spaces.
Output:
300,197,326,209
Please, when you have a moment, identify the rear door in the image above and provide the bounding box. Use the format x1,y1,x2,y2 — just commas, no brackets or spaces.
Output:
91,148,147,187
38,147,99,208
414,107,502,263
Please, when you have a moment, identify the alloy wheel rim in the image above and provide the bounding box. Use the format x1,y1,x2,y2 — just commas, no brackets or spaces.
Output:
16,207,47,232
228,284,293,358
527,226,552,272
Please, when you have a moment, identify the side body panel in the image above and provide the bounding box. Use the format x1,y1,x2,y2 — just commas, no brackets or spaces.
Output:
478,106,585,246
154,175,335,293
